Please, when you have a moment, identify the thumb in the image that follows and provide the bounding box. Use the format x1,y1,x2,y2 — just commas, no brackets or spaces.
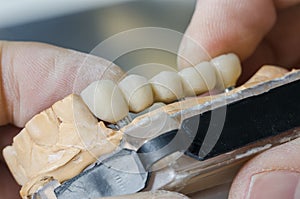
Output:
177,0,276,69
229,137,300,199
0,41,124,127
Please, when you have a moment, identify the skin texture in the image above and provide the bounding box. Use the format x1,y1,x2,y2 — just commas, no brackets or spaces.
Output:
0,41,124,127
178,0,300,198
0,41,124,199
178,0,300,83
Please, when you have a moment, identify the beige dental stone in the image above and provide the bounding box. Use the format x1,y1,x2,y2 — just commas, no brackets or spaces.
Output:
210,53,242,88
3,65,290,198
179,62,217,96
3,94,122,198
150,71,184,103
245,65,289,85
80,80,129,123
118,74,154,113
25,109,59,146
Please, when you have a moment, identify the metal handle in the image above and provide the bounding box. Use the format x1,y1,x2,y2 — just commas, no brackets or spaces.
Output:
137,128,193,170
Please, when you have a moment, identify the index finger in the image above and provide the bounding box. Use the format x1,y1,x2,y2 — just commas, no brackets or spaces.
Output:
0,41,124,127
177,0,277,69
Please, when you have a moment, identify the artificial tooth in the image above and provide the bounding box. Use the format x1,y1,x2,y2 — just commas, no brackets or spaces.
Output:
179,61,217,96
210,53,242,88
149,71,184,103
118,74,154,113
80,80,129,123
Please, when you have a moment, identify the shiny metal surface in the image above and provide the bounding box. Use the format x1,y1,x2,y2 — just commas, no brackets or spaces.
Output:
55,149,148,199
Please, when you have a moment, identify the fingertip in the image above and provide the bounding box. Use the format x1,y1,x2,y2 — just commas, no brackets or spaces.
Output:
178,0,276,69
229,138,300,199
177,33,211,70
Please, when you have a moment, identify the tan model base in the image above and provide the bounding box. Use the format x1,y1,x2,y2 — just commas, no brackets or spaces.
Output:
3,95,122,197
2,65,293,198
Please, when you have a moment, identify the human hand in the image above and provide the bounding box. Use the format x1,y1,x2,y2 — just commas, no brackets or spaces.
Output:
178,0,300,84
178,1,300,198
0,41,124,199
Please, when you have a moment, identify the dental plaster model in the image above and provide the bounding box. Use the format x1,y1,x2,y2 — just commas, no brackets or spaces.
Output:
5,52,280,198
3,95,122,197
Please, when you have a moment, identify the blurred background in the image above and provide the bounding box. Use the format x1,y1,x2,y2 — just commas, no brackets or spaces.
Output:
0,0,196,72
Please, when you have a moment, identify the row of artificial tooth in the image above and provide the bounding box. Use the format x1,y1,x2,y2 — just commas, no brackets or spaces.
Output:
118,74,153,112
179,61,216,97
80,80,129,124
150,71,184,103
80,53,242,124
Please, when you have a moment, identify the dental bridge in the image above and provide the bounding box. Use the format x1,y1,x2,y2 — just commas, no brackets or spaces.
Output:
3,53,300,199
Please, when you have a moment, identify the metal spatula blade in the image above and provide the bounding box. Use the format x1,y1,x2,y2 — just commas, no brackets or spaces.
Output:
54,149,148,198
54,129,194,199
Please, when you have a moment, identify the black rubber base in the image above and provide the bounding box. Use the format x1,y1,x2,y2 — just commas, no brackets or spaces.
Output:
184,79,300,160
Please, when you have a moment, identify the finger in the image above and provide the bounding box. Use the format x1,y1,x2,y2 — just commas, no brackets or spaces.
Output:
265,4,300,67
178,0,300,70
0,41,124,127
229,137,300,199
177,0,277,69
238,5,300,83
275,0,300,9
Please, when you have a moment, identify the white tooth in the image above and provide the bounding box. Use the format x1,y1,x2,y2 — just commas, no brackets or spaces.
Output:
211,53,242,88
179,62,217,96
118,74,154,113
80,80,129,123
195,61,217,90
150,71,184,103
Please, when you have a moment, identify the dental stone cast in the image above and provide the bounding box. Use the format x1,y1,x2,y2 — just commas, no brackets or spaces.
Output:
118,74,154,113
4,65,289,198
210,53,242,88
3,94,123,197
80,80,129,123
179,61,217,96
150,71,184,103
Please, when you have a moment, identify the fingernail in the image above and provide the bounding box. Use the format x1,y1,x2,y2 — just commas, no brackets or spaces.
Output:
247,171,300,199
